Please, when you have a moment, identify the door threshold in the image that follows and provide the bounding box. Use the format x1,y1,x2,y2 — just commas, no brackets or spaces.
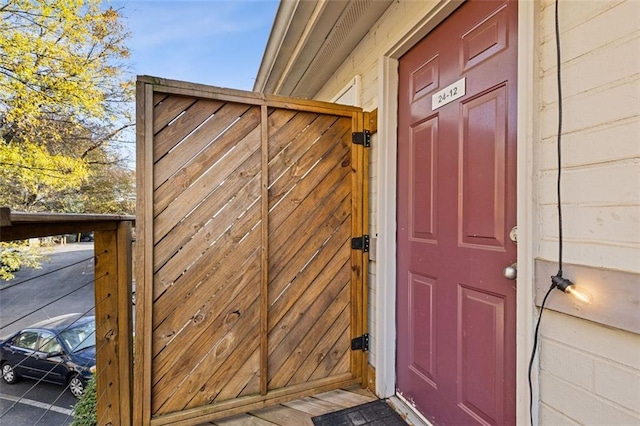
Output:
388,394,433,426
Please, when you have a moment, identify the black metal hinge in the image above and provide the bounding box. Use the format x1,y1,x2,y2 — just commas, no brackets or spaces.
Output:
351,235,370,252
352,130,371,147
351,333,369,351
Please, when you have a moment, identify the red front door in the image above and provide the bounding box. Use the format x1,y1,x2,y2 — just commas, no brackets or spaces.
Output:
396,1,518,424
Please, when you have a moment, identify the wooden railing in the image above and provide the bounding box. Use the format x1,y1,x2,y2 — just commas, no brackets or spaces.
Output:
0,207,134,425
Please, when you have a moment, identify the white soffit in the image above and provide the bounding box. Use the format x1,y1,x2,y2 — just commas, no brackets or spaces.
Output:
254,0,393,98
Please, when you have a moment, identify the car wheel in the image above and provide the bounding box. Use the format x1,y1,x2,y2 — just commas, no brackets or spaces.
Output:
68,374,85,398
1,362,18,384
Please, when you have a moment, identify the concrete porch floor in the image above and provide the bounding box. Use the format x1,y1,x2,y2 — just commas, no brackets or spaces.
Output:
200,386,378,425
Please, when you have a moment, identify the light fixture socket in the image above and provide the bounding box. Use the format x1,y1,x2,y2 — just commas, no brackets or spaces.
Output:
551,275,573,292
551,274,593,305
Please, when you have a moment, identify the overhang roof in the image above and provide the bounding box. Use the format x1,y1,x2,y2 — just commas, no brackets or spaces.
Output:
254,0,393,98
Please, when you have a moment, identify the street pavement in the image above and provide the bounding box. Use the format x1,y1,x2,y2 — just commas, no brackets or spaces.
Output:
0,242,96,425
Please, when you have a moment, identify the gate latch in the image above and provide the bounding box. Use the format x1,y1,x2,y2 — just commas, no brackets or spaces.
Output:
351,334,369,351
351,235,370,252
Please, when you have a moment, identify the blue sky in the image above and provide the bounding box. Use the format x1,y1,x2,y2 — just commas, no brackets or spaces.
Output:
109,0,278,163
115,0,279,90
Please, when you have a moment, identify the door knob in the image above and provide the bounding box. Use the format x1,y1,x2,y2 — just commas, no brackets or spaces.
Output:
503,263,517,280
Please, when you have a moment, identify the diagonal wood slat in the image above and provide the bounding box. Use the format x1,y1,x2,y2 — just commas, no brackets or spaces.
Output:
154,98,225,162
137,80,366,424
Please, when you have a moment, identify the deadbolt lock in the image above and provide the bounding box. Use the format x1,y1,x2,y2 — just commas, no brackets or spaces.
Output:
509,226,517,244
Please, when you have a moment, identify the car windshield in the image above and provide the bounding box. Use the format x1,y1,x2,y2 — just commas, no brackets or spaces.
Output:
59,320,96,353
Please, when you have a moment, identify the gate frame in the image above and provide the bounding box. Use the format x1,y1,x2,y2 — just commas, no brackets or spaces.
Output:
134,76,370,426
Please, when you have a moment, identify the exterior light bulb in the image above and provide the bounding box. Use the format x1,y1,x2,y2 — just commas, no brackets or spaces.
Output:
564,284,592,305
551,275,593,305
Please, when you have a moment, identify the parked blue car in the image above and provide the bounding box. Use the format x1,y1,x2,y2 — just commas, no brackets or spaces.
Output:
0,313,96,397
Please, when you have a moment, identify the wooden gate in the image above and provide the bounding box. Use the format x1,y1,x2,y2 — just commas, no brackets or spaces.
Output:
134,77,369,425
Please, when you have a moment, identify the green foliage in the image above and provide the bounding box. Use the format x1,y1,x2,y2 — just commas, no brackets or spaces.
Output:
71,375,97,426
0,241,42,280
0,0,135,279
0,0,135,214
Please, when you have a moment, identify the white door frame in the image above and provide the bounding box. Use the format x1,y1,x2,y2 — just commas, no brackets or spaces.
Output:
374,1,537,424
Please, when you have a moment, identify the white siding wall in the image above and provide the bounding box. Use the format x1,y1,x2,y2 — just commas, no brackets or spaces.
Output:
537,0,640,270
314,0,640,421
537,0,640,422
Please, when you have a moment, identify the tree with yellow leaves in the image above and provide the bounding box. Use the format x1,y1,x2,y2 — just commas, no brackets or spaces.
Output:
0,0,133,211
0,0,135,278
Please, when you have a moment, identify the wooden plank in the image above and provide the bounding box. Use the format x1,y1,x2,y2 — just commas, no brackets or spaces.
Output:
268,282,351,389
152,95,198,135
268,114,336,168
268,181,351,283
1,221,118,242
289,304,351,385
153,98,225,162
282,396,345,417
268,145,350,240
214,413,279,426
173,307,262,411
268,263,351,387
361,111,371,385
350,111,365,381
153,125,261,244
137,76,362,115
0,207,10,227
152,151,261,275
8,211,134,223
313,388,375,408
368,108,378,134
149,374,358,425
116,222,133,425
260,105,269,397
305,311,350,383
153,102,251,188
268,202,351,311
267,118,350,208
267,111,320,162
153,294,261,413
215,349,261,401
151,250,260,370
152,205,261,326
268,236,351,337
153,106,260,214
367,364,376,394
94,229,121,425
344,384,376,398
134,81,155,426
248,405,314,426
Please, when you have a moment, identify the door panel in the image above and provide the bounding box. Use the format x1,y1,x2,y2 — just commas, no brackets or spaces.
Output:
397,1,517,424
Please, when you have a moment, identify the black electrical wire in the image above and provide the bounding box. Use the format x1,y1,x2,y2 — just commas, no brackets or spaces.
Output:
0,253,102,292
0,274,106,331
529,1,564,425
554,0,564,277
528,285,555,426
33,334,107,426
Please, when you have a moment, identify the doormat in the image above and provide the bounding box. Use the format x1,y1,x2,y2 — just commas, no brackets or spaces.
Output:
312,400,407,425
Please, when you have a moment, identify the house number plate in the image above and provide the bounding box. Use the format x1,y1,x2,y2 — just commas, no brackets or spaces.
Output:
432,77,466,110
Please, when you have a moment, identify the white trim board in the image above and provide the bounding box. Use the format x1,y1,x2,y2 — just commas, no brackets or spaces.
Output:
374,2,537,425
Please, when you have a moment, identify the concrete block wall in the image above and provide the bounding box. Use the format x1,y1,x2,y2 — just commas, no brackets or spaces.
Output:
536,0,640,423
539,311,640,424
